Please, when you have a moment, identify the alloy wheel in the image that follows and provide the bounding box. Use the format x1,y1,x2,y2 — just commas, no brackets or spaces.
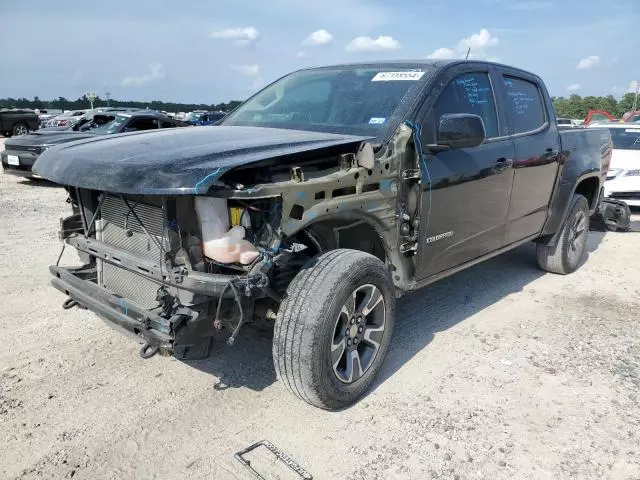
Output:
331,284,386,384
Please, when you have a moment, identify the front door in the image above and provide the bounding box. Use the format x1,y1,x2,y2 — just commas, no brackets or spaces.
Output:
415,69,515,279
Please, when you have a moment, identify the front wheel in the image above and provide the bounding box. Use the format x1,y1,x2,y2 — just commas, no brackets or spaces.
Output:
537,194,589,274
12,123,29,136
273,249,395,410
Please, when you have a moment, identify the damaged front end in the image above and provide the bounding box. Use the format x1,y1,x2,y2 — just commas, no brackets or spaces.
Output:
54,188,293,359
46,123,423,360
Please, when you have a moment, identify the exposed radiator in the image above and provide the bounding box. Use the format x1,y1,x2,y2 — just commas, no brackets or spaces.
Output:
98,195,170,308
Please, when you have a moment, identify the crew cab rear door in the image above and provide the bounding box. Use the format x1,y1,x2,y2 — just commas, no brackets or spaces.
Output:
414,65,515,278
493,68,561,244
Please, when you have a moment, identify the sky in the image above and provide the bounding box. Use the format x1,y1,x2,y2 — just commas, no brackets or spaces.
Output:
0,0,638,104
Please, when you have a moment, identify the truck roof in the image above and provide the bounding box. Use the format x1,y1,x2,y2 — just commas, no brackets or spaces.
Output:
299,59,540,79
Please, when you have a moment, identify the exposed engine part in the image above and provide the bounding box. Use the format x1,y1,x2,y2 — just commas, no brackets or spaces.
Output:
399,221,412,236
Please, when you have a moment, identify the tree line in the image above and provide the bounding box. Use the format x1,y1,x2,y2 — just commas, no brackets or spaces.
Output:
551,93,638,120
1,92,638,120
0,95,242,113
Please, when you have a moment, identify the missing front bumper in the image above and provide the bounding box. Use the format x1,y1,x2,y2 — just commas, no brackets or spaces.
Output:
49,265,214,359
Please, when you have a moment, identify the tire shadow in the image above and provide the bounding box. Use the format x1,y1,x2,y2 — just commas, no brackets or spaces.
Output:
372,231,604,396
184,323,277,392
183,235,607,396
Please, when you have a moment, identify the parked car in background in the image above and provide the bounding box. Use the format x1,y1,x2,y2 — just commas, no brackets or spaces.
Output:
623,111,640,123
0,108,40,136
2,111,189,178
37,109,63,128
40,108,141,132
184,110,226,126
45,110,87,128
588,122,640,207
33,59,610,410
557,117,582,128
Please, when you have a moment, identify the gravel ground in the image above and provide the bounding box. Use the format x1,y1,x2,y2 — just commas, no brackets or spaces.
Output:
1,137,640,480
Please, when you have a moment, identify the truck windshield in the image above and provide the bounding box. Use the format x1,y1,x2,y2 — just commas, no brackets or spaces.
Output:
609,128,640,150
221,66,432,139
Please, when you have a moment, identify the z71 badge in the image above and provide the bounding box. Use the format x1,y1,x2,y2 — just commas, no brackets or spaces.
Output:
426,231,453,244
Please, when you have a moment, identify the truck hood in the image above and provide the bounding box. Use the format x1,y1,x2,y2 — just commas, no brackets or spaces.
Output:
5,130,97,148
33,126,371,195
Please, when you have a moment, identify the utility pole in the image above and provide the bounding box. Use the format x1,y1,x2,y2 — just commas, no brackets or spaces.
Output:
632,81,639,112
105,91,111,107
86,92,97,110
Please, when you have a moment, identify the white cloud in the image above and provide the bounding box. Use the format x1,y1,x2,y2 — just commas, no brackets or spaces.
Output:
345,35,401,53
457,29,499,51
428,29,499,61
209,26,260,46
296,51,307,58
121,63,165,87
231,64,264,91
567,84,581,92
303,29,333,46
230,64,260,77
577,55,600,69
427,47,456,59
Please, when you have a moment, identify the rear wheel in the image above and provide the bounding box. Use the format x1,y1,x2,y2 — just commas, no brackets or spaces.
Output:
273,249,395,410
537,194,589,274
12,123,29,136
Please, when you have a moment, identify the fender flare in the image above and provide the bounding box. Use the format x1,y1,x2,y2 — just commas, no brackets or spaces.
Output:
543,172,602,247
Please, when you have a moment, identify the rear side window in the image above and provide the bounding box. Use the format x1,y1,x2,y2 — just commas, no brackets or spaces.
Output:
127,117,159,131
433,72,498,138
503,76,546,134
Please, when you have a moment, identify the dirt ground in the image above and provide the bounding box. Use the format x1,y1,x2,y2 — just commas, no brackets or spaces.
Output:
1,137,639,480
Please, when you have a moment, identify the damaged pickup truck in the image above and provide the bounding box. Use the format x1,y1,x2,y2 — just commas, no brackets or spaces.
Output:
34,60,611,410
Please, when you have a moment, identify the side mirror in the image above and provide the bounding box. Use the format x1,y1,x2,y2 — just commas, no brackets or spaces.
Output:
432,113,486,151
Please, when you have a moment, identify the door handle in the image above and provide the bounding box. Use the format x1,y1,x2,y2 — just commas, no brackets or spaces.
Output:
493,158,513,171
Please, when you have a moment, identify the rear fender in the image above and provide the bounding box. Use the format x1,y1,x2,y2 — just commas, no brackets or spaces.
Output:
538,172,601,247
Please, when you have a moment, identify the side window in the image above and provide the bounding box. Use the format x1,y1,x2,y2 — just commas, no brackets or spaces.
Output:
433,72,498,138
161,119,176,128
502,76,546,134
127,117,159,131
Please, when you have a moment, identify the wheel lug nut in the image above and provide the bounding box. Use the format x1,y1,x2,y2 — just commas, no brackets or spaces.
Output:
358,326,363,333
353,338,358,344
350,318,355,325
347,339,352,346
356,317,361,324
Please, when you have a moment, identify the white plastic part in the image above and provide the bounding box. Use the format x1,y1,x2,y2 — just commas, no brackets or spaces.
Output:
195,197,260,265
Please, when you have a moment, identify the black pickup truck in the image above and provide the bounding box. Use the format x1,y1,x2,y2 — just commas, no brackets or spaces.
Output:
34,60,611,410
0,108,39,137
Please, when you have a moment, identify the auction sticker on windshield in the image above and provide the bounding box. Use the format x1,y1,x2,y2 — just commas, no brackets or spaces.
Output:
371,71,425,81
7,155,19,166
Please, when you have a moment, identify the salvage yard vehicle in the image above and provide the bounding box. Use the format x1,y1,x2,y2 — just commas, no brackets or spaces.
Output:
0,108,39,137
2,111,189,178
34,60,610,410
588,122,640,208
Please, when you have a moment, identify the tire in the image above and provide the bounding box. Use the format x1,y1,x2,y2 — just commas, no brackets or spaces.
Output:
273,249,395,410
12,123,29,136
537,194,589,274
